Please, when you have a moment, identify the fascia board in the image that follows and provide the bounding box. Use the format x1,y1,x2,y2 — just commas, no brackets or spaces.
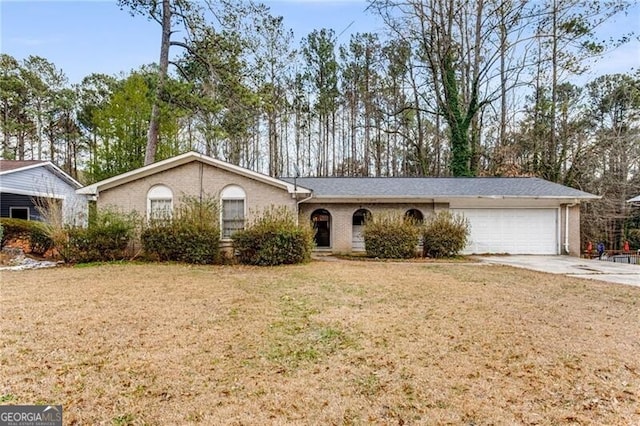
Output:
0,162,81,189
77,152,314,196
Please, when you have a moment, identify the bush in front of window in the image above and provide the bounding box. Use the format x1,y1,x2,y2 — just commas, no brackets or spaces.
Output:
232,206,314,266
362,211,421,259
60,209,138,263
422,211,470,258
141,196,220,264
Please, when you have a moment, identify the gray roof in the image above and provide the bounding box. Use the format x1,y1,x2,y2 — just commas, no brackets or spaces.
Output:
281,177,598,199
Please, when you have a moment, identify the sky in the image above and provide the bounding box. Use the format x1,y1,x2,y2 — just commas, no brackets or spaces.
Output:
1,0,639,86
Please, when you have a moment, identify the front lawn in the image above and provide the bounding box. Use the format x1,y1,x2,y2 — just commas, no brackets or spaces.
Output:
1,261,638,424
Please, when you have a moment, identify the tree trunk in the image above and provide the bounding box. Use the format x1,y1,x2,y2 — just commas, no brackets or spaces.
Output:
145,0,171,166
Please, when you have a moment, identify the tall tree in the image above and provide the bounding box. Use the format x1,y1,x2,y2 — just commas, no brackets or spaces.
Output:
77,73,118,169
302,29,339,176
250,13,295,177
531,0,633,181
581,72,640,249
118,0,203,165
372,0,526,176
0,54,30,159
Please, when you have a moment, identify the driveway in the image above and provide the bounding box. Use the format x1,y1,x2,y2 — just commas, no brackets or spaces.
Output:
477,255,640,287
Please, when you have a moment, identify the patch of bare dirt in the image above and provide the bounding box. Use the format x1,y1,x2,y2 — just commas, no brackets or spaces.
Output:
1,261,639,424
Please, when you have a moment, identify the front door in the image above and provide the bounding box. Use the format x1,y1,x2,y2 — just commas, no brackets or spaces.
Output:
311,209,331,248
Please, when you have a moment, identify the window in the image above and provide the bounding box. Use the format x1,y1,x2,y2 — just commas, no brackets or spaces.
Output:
221,185,246,238
352,209,371,226
10,207,29,220
405,209,424,223
147,185,173,221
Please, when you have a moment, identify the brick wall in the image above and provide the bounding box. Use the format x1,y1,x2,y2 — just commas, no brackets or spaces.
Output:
298,202,440,253
97,161,297,225
564,204,582,256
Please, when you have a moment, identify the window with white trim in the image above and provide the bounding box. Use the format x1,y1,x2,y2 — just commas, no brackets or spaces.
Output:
10,207,29,220
147,185,173,221
221,185,246,238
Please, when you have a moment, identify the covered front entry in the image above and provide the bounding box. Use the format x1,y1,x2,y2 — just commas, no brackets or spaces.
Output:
453,208,559,255
311,209,331,248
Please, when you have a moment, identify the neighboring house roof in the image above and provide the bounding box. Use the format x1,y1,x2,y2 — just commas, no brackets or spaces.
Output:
627,195,640,203
0,160,45,172
77,151,312,196
0,160,82,190
282,177,599,201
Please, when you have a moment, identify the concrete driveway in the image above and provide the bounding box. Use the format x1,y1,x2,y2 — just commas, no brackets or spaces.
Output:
477,255,640,287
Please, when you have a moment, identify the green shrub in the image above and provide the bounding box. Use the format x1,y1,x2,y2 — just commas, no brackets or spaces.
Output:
1,218,32,247
0,218,53,255
60,209,138,263
28,224,54,255
422,211,470,258
142,224,220,264
362,211,421,259
141,196,220,264
233,206,314,266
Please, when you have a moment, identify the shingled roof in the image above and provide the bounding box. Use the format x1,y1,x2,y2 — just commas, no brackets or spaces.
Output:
282,177,598,200
0,160,46,173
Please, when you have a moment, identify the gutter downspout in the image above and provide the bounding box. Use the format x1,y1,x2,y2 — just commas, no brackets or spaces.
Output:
295,192,314,226
564,203,577,255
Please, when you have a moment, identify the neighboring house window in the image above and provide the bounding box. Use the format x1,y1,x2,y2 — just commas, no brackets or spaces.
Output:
147,185,173,221
221,185,246,238
10,207,29,220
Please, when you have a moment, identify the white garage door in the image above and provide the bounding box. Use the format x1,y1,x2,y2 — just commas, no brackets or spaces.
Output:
452,208,558,255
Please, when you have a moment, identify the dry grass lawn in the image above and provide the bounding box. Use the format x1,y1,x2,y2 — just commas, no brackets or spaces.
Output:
1,260,639,425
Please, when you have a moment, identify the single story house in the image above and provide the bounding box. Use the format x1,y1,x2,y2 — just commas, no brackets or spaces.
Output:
77,151,599,256
0,160,87,224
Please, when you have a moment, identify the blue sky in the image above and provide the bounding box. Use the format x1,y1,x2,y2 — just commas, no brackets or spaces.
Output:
1,0,638,85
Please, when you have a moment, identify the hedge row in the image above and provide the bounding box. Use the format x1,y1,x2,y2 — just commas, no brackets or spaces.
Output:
0,218,54,255
362,212,421,259
363,210,470,259
141,196,220,264
4,204,469,264
142,224,220,264
233,206,314,266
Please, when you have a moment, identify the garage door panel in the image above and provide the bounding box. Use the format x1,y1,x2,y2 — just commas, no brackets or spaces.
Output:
453,208,558,255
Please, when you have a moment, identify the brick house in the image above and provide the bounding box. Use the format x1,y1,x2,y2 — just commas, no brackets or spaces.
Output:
77,151,599,256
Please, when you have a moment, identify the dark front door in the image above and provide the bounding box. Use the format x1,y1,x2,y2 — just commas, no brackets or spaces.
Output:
311,209,331,248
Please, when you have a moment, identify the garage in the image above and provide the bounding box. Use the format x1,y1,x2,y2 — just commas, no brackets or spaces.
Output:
453,208,559,255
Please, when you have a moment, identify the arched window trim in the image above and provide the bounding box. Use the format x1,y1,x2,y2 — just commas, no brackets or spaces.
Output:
221,185,246,239
311,208,332,248
405,208,424,223
147,184,173,221
352,208,372,226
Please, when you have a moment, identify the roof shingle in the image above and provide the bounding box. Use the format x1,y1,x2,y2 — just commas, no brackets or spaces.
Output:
0,160,46,173
282,177,598,199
